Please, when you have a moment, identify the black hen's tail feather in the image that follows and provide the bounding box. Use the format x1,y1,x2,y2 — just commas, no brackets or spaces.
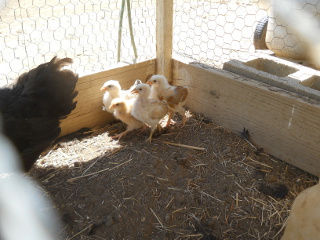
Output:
0,56,79,171
53,57,73,69
15,57,78,119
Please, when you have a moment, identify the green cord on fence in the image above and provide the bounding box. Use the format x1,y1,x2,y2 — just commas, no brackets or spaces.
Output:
117,0,138,62
126,0,138,60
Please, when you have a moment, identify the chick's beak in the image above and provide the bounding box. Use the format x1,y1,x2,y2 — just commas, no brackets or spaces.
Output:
131,89,138,94
100,86,107,91
109,104,115,109
146,80,152,85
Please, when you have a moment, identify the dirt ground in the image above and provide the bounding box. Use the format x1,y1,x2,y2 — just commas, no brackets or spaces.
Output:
29,111,316,240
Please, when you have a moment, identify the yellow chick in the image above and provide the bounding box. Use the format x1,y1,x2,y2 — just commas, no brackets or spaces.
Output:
131,83,168,142
147,74,188,127
100,80,140,113
109,98,144,140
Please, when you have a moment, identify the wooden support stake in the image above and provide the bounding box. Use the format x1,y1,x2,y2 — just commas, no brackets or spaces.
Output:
156,0,173,81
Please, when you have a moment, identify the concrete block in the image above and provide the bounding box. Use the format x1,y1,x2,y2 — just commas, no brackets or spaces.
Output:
223,55,320,101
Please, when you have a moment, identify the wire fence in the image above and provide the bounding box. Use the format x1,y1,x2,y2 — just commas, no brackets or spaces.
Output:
173,0,270,68
0,0,156,86
1,0,318,87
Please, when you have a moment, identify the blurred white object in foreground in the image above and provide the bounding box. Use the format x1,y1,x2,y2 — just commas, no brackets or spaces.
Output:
0,123,62,240
272,0,320,67
281,180,320,240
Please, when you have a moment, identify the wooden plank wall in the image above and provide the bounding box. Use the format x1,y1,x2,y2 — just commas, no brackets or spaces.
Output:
173,59,320,176
156,0,173,81
60,59,156,136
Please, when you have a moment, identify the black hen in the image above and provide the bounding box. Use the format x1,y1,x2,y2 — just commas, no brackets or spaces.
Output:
0,56,78,171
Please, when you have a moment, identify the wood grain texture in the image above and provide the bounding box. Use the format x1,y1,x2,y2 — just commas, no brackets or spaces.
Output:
173,59,320,176
156,0,173,81
60,59,156,136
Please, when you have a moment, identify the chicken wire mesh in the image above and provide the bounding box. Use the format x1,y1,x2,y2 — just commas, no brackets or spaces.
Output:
173,0,320,69
1,0,319,87
173,0,271,68
269,0,320,66
0,0,156,86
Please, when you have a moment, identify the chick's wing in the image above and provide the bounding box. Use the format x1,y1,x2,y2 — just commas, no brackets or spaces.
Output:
148,99,168,120
167,86,188,108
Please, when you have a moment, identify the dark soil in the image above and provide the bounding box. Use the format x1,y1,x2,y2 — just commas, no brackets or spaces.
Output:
30,112,316,240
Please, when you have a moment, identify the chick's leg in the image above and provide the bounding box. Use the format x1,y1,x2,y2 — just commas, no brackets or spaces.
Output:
181,111,187,127
111,131,127,140
165,110,174,127
157,124,162,135
111,127,131,140
177,106,187,127
146,127,156,143
138,124,148,133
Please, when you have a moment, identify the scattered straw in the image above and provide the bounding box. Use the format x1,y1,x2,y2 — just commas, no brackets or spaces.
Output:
180,233,203,238
31,111,316,240
66,223,93,240
171,207,186,215
165,197,175,209
273,217,288,239
150,208,164,228
236,193,239,207
162,141,206,151
250,197,268,207
41,170,60,183
82,148,122,175
67,158,132,182
201,191,223,203
245,157,273,169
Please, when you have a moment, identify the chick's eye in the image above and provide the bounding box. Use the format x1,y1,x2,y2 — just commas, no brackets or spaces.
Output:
108,85,112,88
153,80,156,83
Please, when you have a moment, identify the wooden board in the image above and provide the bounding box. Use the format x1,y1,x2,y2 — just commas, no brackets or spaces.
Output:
59,59,156,136
156,0,173,81
173,59,320,176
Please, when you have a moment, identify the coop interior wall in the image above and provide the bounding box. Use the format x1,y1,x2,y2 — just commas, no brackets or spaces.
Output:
172,59,320,177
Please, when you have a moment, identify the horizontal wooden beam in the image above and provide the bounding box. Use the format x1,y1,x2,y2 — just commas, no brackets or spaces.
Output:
60,59,156,136
173,59,320,176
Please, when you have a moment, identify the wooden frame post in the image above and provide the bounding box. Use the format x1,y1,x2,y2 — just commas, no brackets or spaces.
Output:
156,0,173,82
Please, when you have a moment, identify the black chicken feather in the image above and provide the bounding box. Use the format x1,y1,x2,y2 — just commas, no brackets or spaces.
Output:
258,182,289,199
0,56,78,171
